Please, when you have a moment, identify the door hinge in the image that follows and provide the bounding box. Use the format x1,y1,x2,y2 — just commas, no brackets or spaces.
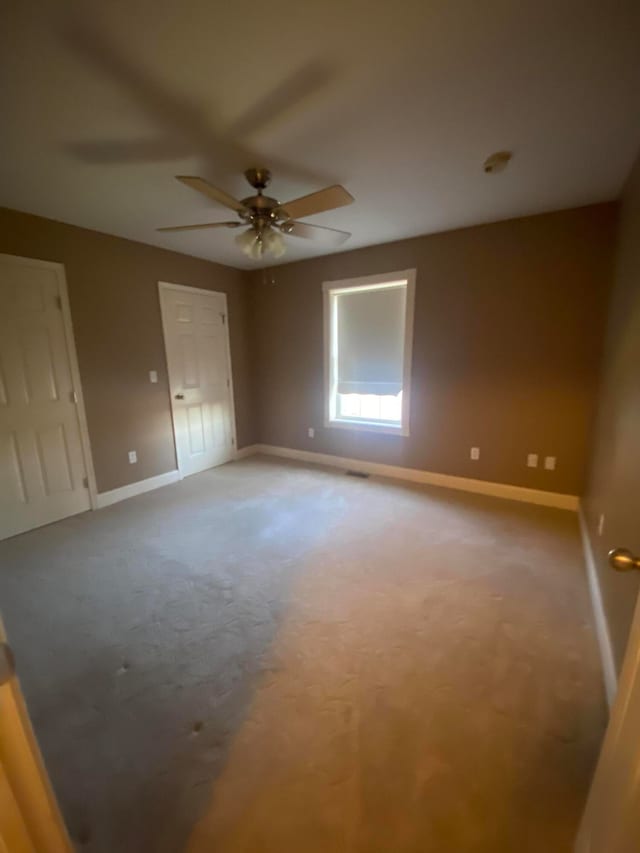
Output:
70,390,78,404
231,437,235,446
226,378,230,388
55,295,62,310
221,313,226,325
83,476,89,489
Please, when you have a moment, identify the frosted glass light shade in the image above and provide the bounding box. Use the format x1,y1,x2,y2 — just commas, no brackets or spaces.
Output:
235,227,286,260
263,228,286,258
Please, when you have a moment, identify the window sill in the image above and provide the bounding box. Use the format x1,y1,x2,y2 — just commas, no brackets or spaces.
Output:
326,417,409,437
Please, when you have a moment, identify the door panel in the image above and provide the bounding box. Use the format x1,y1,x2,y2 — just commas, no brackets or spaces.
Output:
187,404,205,455
576,586,640,852
1,432,27,504
0,256,90,540
179,334,199,388
160,284,235,477
36,424,74,495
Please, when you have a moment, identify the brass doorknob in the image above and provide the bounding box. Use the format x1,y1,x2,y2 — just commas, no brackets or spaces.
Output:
175,393,184,400
608,548,640,573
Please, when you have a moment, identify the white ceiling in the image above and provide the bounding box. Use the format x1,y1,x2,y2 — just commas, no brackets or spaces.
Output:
2,0,640,269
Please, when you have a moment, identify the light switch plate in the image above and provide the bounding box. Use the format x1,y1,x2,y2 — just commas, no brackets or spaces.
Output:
544,456,556,471
149,370,158,383
128,450,137,464
527,453,538,468
308,427,315,438
470,447,480,460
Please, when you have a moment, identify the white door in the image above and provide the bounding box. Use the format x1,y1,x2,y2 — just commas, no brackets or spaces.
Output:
576,554,640,852
159,283,235,477
0,255,92,541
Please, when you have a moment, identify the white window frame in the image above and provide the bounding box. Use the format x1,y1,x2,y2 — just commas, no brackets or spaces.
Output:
323,269,416,436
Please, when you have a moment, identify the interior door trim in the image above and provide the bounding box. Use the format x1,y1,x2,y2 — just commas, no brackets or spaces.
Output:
0,252,98,510
157,280,238,478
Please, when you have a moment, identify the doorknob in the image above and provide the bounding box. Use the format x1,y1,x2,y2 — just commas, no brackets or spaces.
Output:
608,548,640,573
174,393,184,400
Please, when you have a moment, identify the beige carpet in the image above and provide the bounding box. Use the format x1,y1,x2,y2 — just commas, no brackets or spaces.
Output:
0,456,606,852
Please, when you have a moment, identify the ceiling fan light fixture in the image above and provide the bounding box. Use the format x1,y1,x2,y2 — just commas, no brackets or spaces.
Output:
235,228,261,259
263,228,286,259
248,240,263,261
235,226,286,260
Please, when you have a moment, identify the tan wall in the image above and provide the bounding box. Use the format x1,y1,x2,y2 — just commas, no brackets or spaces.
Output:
250,204,617,495
583,156,640,671
0,207,254,494
0,201,619,509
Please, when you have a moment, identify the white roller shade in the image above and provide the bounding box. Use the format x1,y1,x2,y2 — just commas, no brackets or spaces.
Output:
336,283,406,396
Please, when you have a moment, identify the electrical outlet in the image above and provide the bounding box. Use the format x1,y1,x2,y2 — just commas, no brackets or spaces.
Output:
128,450,137,464
598,514,605,536
544,456,556,471
149,370,158,383
470,447,480,460
308,427,315,439
527,453,538,468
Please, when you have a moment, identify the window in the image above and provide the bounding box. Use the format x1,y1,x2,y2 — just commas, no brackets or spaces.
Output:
323,270,415,435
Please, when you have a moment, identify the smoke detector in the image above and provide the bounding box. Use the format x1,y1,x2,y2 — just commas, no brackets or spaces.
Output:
483,151,512,174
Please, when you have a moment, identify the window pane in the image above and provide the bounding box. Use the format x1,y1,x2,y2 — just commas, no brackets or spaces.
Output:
360,395,381,420
379,393,402,421
336,392,402,423
339,394,361,417
326,272,414,433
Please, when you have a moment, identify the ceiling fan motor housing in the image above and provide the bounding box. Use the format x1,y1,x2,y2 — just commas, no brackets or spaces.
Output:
244,167,272,190
240,194,280,231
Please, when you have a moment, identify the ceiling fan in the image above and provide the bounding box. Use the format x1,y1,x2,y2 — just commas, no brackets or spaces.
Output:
158,169,354,260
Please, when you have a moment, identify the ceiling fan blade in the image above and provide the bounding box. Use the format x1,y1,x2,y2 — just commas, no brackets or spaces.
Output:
157,222,241,232
176,176,247,213
281,221,351,245
276,185,354,220
229,60,335,139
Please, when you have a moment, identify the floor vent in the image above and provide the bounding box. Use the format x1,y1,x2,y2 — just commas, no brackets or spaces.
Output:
346,470,370,478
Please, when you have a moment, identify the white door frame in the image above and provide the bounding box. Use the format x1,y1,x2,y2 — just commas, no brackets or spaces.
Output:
0,617,73,852
0,253,98,510
158,281,238,478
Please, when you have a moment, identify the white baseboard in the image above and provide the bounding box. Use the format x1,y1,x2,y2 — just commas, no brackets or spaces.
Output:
234,444,260,460
579,506,617,708
96,469,181,509
240,443,579,511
